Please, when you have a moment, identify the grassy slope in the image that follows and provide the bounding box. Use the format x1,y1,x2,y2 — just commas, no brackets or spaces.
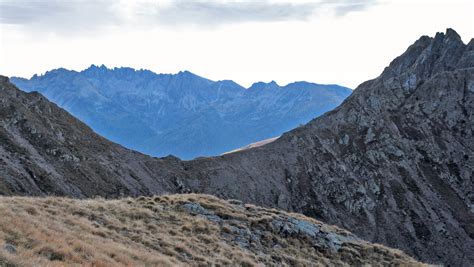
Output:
0,194,422,266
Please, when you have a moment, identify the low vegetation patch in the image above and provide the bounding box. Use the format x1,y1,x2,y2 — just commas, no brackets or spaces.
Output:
0,194,423,266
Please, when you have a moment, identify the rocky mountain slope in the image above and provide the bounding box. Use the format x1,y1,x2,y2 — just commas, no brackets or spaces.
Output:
178,29,474,265
0,29,472,265
0,194,422,266
0,74,183,197
11,69,350,159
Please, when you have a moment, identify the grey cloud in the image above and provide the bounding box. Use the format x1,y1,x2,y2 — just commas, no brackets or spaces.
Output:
152,0,378,26
0,0,378,35
330,0,378,16
153,1,318,26
0,1,67,24
0,0,121,34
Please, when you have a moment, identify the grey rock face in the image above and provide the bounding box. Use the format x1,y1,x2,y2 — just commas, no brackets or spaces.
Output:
270,217,320,239
177,29,474,265
0,29,472,265
177,196,362,256
181,202,222,222
181,202,213,215
4,243,16,254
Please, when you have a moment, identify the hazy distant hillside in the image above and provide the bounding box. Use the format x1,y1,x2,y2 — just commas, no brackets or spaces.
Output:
11,67,351,159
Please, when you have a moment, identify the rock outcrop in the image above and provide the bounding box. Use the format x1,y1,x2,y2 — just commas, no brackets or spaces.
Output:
0,29,472,265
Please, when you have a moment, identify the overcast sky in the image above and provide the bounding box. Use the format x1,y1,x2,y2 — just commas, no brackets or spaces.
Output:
0,0,473,88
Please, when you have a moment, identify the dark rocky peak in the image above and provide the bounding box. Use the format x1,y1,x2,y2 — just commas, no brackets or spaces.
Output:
380,28,466,87
429,28,466,72
458,38,474,68
465,38,474,51
345,29,470,114
0,75,9,84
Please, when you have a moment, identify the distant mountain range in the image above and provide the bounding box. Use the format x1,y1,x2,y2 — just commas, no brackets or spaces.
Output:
11,68,351,159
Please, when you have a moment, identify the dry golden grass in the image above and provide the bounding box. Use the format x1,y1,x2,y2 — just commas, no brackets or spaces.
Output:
0,194,424,266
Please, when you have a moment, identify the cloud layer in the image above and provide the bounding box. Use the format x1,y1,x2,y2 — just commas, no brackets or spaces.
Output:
0,0,377,34
0,0,121,34
153,1,318,26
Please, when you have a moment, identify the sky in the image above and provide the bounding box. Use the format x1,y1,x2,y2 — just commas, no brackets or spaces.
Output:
0,0,473,89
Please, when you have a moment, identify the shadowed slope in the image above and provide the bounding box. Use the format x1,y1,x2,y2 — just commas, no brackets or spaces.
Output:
0,75,181,197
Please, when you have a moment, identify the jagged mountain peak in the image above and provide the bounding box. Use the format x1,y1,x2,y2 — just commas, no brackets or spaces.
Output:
248,80,280,90
443,27,463,42
458,37,474,68
87,63,108,70
81,64,110,76
380,28,467,85
341,28,472,115
177,70,194,76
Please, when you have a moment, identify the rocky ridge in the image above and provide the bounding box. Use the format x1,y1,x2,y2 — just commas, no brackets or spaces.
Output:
177,28,474,265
